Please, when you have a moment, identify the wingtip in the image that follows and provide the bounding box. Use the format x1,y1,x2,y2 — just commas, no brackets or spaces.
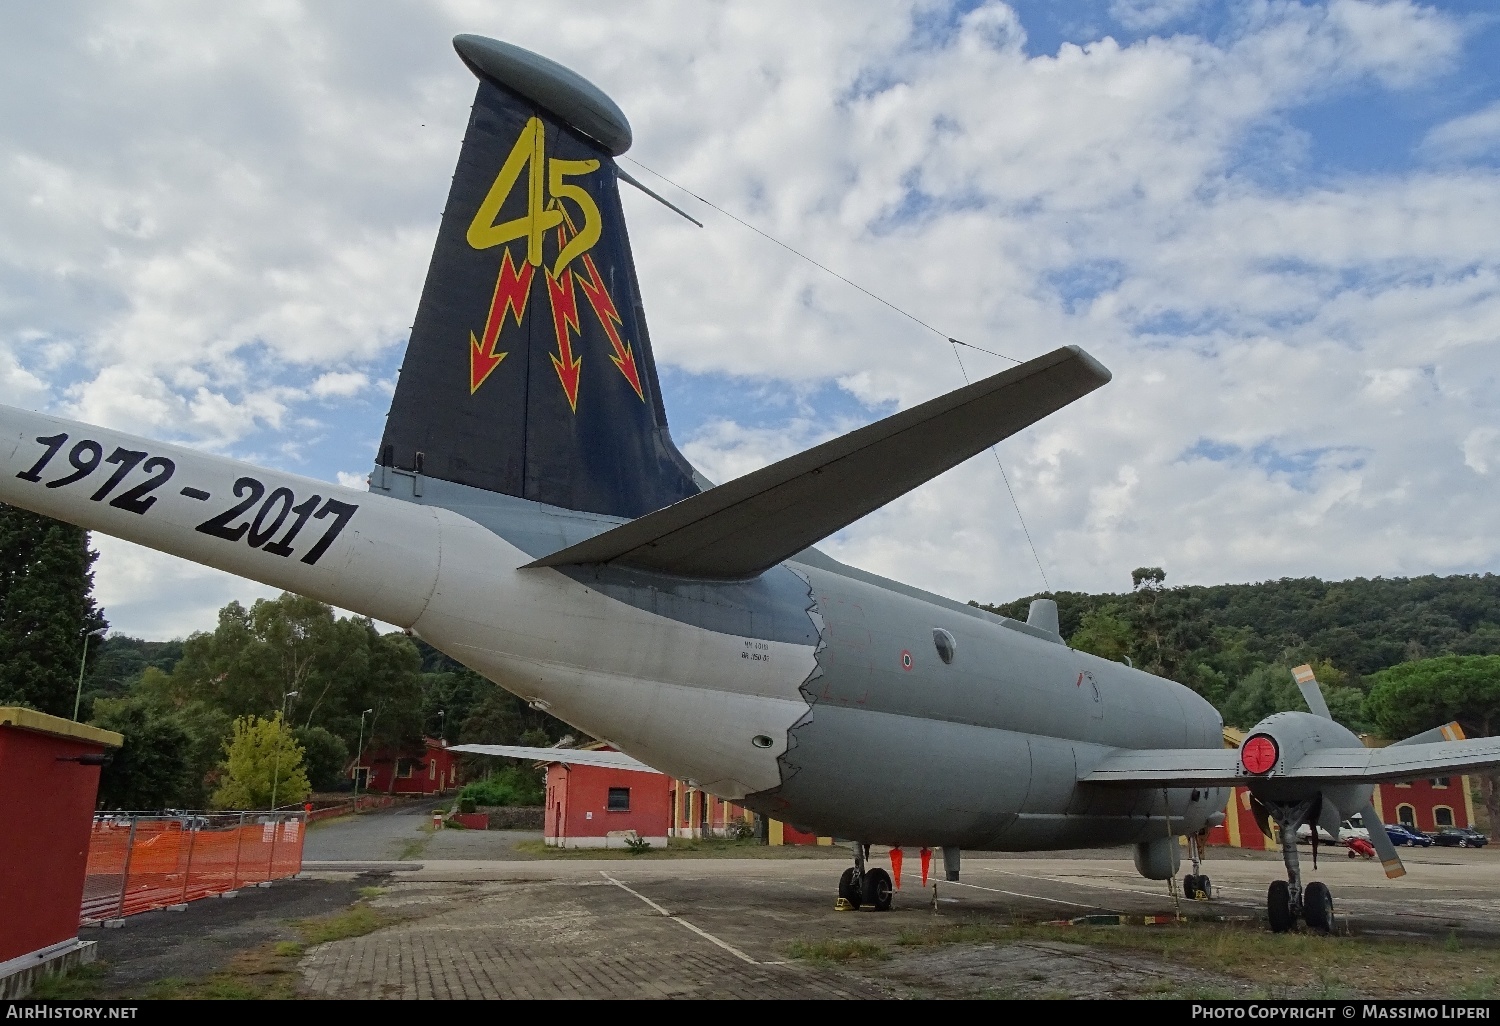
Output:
1062,345,1112,386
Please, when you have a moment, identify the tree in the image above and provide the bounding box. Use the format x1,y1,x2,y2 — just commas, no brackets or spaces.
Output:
91,698,194,810
212,713,310,810
0,503,107,715
166,593,425,754
294,725,350,791
1069,608,1132,663
1367,655,1500,831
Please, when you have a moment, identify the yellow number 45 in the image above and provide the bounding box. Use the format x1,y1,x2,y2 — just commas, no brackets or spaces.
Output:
466,116,601,276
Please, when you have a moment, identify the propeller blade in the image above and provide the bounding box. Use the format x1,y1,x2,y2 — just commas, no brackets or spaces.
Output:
1359,801,1407,880
1291,664,1333,720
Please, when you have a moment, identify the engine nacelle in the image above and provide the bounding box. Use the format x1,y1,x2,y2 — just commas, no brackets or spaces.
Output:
1239,710,1373,829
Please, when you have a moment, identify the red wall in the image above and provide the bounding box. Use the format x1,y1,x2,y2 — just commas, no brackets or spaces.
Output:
362,738,457,795
546,763,671,843
0,725,106,962
1379,778,1470,832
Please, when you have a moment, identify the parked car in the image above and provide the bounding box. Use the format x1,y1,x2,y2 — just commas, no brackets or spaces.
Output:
1432,827,1489,848
1295,820,1368,845
1384,823,1434,847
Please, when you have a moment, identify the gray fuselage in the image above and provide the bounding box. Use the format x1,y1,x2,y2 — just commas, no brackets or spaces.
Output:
383,470,1229,851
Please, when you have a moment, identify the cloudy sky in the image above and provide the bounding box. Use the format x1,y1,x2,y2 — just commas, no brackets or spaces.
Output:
3,0,1498,639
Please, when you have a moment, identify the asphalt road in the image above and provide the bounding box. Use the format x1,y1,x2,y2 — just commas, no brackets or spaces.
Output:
302,799,549,863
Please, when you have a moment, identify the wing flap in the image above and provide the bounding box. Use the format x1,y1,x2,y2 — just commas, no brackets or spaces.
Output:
449,744,663,773
526,346,1110,579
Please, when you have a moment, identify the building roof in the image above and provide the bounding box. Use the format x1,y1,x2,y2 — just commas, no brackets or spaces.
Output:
0,706,123,747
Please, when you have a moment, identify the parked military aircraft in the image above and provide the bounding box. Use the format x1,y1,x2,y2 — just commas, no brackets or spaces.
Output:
4,35,1498,931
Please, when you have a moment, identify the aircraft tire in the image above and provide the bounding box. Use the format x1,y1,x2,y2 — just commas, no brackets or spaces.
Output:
1182,874,1200,900
1267,880,1295,933
1303,881,1334,934
838,868,863,909
1198,875,1212,901
862,868,894,911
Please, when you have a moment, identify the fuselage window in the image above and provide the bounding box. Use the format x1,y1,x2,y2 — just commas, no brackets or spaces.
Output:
933,628,957,665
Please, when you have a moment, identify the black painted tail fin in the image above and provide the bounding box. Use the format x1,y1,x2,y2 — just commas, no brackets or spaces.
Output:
376,36,698,520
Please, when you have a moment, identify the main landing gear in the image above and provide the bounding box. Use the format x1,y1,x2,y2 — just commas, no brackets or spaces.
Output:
835,843,893,912
1266,801,1335,934
1182,830,1213,901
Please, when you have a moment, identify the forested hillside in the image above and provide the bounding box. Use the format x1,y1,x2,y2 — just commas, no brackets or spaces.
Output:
977,571,1500,732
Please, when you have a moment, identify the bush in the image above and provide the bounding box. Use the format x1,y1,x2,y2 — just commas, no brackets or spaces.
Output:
458,797,476,814
460,764,544,807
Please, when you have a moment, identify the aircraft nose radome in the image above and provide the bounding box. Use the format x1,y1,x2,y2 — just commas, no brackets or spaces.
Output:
452,34,633,156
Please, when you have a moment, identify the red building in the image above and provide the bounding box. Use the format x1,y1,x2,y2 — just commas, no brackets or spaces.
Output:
544,747,671,848
1,707,122,998
353,736,458,795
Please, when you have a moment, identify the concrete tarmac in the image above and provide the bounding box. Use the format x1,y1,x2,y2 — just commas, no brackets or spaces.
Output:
292,844,1500,999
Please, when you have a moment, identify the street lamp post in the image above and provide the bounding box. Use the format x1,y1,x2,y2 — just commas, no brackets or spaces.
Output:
354,708,373,796
269,690,299,811
436,709,445,741
73,627,108,721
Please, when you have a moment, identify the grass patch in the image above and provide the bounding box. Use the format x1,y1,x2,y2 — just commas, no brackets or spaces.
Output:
357,885,388,899
28,962,108,999
396,837,428,860
888,917,1500,998
898,923,1021,948
297,903,390,946
272,941,305,958
786,938,890,964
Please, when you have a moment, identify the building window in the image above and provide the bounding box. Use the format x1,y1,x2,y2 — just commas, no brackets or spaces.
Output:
1434,806,1455,828
1431,777,1450,788
1394,781,1411,788
397,758,416,778
607,787,631,811
1397,804,1416,828
428,761,436,780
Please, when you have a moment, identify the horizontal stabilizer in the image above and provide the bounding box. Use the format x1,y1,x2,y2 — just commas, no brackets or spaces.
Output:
449,744,662,773
527,345,1111,579
1082,736,1500,788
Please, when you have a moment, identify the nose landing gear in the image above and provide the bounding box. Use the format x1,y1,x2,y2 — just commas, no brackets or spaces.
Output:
1267,800,1335,934
835,843,893,911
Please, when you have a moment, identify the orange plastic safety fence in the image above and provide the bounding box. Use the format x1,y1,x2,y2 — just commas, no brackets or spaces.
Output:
81,813,305,923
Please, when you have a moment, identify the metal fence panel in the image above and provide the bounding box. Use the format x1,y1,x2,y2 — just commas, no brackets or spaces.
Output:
81,811,306,924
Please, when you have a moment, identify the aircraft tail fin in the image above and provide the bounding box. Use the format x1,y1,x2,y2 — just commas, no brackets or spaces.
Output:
375,36,698,520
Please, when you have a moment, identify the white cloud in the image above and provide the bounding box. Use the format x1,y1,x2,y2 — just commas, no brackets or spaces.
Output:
1110,0,1204,32
1422,99,1500,162
311,371,370,398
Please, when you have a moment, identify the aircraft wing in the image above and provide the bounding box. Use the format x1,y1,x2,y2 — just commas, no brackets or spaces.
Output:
1082,737,1500,787
449,744,664,773
526,346,1110,580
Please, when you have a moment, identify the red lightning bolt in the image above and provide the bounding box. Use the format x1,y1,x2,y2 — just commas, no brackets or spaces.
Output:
470,248,534,394
573,251,644,401
545,267,583,411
